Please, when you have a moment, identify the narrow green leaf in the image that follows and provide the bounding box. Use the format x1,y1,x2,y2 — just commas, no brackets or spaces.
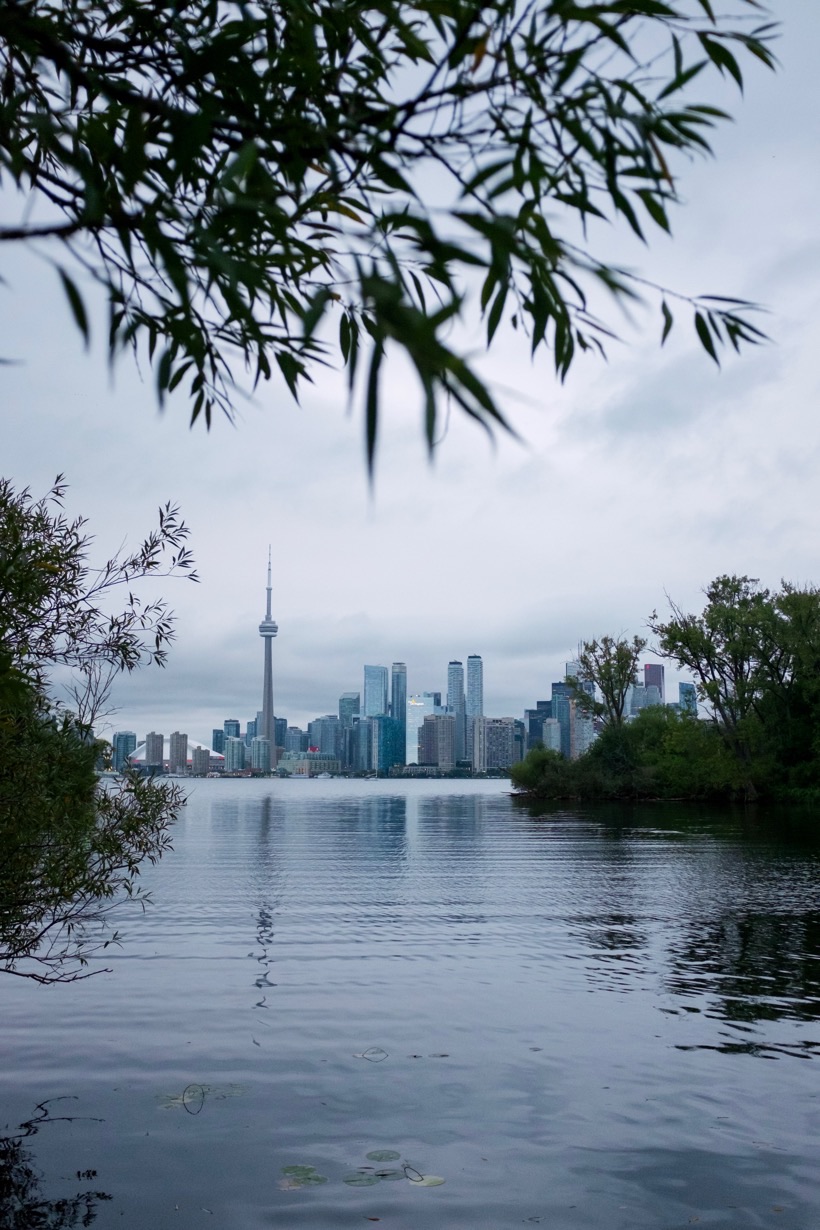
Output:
661,300,674,345
694,311,719,365
58,269,90,347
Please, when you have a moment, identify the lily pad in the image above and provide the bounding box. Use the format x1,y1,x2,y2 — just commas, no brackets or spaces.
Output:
414,1175,446,1187
374,1169,404,1181
343,1173,380,1187
366,1150,401,1162
280,1165,328,1188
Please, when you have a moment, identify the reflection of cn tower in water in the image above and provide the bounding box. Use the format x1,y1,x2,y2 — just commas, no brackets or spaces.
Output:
258,548,278,761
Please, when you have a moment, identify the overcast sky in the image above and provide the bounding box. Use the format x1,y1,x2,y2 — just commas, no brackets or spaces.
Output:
3,2,819,743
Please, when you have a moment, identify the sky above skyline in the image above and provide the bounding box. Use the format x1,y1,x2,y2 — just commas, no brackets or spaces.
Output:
3,2,819,743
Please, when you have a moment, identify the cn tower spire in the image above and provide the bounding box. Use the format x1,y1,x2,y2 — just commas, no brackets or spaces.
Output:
258,547,278,761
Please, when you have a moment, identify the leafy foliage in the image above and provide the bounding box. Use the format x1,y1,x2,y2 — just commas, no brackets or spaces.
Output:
651,576,820,799
515,575,820,802
568,633,647,726
0,477,195,982
0,1,775,465
0,474,197,724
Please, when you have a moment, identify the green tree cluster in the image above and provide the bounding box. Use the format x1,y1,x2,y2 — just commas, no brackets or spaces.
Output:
513,577,820,802
0,477,196,982
1,1,774,463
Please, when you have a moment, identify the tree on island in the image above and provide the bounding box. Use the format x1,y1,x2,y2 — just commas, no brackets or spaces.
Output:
0,1,775,465
568,634,647,727
0,476,197,982
514,575,820,803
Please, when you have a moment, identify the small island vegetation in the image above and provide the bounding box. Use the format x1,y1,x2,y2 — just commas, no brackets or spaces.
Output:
512,576,820,803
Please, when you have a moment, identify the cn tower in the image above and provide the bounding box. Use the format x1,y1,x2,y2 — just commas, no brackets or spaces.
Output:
258,548,278,759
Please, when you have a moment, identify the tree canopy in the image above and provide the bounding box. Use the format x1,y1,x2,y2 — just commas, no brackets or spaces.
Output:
0,477,196,981
1,1,775,465
514,575,820,803
568,633,647,726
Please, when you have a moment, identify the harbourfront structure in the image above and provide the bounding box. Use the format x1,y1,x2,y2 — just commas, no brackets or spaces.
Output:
258,549,278,762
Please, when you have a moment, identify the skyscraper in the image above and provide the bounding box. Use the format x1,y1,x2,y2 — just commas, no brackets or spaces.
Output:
390,662,407,766
406,693,443,763
145,731,164,771
339,692,360,728
447,660,466,762
112,730,136,772
258,548,278,759
169,731,188,773
644,663,665,705
466,655,484,717
679,682,697,715
363,665,389,716
465,655,483,762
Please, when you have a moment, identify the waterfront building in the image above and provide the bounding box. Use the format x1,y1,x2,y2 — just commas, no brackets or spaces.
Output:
523,702,552,750
112,730,136,772
245,718,257,745
473,717,519,772
274,716,287,751
373,714,405,774
645,684,662,708
284,726,307,753
223,719,240,739
224,737,245,772
308,715,342,758
211,728,225,754
191,746,210,775
447,660,466,762
278,750,341,777
169,731,188,773
550,682,573,758
349,714,374,772
406,693,443,763
466,655,484,716
465,655,483,763
144,731,164,771
390,663,407,766
542,718,562,752
679,682,697,715
250,737,272,773
645,663,665,705
363,665,389,717
258,549,279,764
572,704,596,759
339,692,360,728
419,713,456,771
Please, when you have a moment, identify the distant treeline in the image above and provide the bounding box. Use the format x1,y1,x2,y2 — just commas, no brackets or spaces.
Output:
512,576,820,803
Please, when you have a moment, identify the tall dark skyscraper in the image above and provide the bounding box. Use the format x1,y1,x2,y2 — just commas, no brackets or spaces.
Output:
644,663,665,705
258,549,278,752
391,662,407,767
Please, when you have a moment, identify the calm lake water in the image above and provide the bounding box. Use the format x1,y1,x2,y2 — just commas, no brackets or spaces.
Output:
2,779,820,1229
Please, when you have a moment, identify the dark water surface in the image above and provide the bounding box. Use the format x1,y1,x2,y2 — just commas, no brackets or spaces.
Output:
3,780,820,1228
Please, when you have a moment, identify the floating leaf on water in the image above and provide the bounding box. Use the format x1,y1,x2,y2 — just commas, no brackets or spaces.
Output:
366,1150,401,1162
280,1164,328,1188
414,1175,445,1187
157,1084,207,1111
374,1169,404,1181
343,1173,381,1187
353,1047,388,1062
